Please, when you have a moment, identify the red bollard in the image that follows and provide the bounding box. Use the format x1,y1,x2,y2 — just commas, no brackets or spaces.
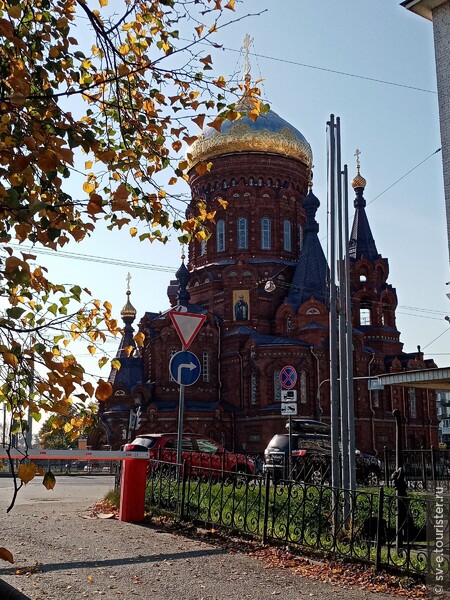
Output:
119,451,148,522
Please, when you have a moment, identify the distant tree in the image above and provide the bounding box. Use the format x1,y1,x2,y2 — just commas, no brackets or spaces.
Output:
0,0,265,525
39,409,92,449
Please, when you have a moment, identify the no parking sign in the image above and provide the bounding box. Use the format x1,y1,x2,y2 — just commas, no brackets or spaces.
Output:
280,365,297,389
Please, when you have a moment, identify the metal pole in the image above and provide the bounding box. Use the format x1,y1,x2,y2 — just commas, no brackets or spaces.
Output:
176,345,186,468
343,164,356,492
336,117,349,494
26,350,34,449
328,115,341,491
288,415,292,479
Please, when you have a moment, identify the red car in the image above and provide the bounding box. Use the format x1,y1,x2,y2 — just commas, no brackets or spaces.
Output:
125,433,255,477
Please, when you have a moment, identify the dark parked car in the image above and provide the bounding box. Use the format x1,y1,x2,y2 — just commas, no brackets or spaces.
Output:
264,420,382,485
125,433,255,477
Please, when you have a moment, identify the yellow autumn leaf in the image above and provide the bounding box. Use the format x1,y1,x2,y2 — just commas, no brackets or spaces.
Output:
95,380,112,401
218,198,228,209
225,0,235,9
43,471,56,490
18,462,37,485
3,353,18,369
85,160,93,169
83,182,95,194
134,332,145,347
0,547,14,564
8,5,21,18
99,0,108,6
195,162,210,176
88,345,96,355
129,227,138,237
123,345,133,357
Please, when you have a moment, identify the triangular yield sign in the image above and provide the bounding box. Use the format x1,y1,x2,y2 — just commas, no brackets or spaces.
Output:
169,311,206,349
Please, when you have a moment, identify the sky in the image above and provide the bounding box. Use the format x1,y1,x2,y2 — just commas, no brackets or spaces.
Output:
26,0,450,381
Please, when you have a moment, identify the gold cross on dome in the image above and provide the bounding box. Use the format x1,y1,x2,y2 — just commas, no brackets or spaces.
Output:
354,148,361,171
126,272,132,291
242,34,253,79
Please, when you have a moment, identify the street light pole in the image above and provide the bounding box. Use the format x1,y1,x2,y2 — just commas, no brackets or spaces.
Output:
328,114,341,492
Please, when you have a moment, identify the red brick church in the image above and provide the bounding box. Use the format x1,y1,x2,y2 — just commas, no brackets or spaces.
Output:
88,81,439,455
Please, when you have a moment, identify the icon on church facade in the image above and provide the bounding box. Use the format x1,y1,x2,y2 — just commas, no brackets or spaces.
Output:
233,290,250,321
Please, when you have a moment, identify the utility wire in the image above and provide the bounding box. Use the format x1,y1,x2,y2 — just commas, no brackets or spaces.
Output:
366,148,442,207
8,244,448,324
182,38,437,95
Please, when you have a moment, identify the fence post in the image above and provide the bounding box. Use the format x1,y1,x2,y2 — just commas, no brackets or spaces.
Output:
180,459,188,520
262,471,271,545
375,486,384,572
431,445,437,485
384,446,390,487
421,447,427,491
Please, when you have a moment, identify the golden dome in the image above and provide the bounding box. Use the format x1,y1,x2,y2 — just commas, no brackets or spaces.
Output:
121,290,136,319
351,171,367,189
187,97,312,169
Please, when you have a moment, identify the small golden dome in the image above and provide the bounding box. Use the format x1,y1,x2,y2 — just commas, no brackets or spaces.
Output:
121,290,137,319
351,171,367,189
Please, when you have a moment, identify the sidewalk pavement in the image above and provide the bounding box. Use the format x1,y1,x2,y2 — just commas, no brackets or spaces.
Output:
0,477,412,600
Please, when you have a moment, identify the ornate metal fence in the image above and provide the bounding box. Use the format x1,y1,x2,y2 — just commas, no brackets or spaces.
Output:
383,447,450,492
144,458,449,580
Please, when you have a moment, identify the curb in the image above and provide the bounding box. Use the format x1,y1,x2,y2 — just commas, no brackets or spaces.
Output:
0,579,32,600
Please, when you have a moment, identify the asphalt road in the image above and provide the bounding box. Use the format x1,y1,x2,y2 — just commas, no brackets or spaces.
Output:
0,476,404,599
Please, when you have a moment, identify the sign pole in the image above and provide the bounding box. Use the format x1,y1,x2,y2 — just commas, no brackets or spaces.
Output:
288,415,292,479
176,345,186,470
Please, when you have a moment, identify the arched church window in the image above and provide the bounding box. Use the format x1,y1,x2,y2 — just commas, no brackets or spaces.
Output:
202,351,210,382
299,225,304,252
283,219,292,252
360,274,367,282
286,314,292,333
408,388,417,419
200,239,207,256
257,178,263,187
274,370,281,403
267,178,272,187
359,300,372,325
237,217,248,250
222,180,228,189
251,373,257,405
261,217,271,250
248,177,254,186
231,178,237,187
216,219,225,252
299,370,307,404
382,304,391,327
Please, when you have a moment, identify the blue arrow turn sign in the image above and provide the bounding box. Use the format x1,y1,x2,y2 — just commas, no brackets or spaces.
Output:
169,351,201,386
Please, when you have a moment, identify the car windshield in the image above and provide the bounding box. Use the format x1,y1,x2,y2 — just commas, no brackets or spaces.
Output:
131,437,159,449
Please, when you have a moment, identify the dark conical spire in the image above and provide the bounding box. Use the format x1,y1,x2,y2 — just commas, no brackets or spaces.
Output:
109,273,143,388
349,151,380,261
286,184,329,311
176,252,191,307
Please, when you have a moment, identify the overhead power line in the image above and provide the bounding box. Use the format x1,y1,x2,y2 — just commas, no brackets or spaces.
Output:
8,244,448,324
183,38,437,95
8,244,177,274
